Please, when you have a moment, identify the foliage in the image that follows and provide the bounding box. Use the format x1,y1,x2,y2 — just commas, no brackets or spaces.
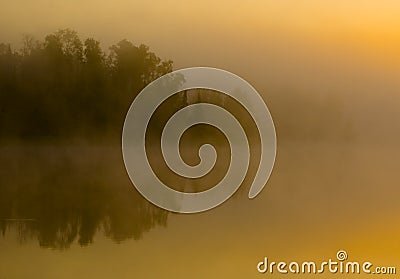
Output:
0,29,174,140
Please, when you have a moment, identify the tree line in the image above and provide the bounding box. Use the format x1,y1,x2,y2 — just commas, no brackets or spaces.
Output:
0,29,174,141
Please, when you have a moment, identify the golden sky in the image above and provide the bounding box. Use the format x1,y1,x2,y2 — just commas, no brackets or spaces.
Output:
1,0,400,66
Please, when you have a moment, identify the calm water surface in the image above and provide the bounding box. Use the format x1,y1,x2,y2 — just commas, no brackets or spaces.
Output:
0,142,399,278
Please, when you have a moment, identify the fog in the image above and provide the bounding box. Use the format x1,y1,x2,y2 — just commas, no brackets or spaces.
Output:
2,0,399,144
0,1,399,278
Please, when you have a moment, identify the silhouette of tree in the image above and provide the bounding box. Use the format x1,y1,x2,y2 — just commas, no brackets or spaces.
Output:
0,28,180,141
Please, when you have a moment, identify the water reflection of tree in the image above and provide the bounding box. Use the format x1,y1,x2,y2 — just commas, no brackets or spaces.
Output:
0,145,168,249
